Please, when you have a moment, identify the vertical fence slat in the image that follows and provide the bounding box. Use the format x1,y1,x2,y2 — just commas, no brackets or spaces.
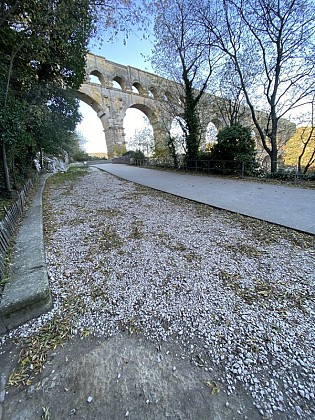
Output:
0,177,35,280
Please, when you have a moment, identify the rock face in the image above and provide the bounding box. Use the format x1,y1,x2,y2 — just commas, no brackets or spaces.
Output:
45,150,69,173
34,150,69,174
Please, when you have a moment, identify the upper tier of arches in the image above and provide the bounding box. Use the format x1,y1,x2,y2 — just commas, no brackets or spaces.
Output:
85,52,176,102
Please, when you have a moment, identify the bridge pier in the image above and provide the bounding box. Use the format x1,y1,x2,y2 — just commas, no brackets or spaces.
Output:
98,112,126,159
105,125,126,158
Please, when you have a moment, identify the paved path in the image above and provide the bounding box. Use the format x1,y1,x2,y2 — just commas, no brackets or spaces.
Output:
94,163,315,235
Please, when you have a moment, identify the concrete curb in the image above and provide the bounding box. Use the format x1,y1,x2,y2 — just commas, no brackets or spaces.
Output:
0,174,52,334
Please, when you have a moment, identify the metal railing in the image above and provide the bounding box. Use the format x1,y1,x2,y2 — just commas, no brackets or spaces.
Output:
184,159,247,176
129,158,255,177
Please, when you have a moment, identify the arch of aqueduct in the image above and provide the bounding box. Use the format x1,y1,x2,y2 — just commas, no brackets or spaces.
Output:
79,52,295,159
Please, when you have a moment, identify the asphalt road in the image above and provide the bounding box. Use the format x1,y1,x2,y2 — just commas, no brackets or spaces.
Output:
94,164,315,235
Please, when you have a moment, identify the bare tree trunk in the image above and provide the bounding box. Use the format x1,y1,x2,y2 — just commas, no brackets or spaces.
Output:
298,100,315,174
1,141,11,195
40,147,44,170
270,121,279,173
303,148,315,174
298,155,302,174
1,48,19,195
270,148,278,173
167,136,179,168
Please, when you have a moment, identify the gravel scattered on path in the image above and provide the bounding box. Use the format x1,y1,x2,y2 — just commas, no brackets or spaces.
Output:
1,167,315,419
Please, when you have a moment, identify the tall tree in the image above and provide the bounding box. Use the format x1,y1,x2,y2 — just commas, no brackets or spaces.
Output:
150,0,223,161
198,0,315,172
213,58,247,127
0,0,146,194
0,0,94,193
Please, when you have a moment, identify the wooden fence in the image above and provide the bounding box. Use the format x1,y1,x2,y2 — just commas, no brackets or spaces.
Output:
0,178,35,280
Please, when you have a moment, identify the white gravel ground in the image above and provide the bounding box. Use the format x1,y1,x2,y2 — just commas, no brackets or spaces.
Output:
2,168,315,419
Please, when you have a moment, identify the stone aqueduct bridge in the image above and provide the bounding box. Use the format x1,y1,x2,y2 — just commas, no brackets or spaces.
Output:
79,52,295,159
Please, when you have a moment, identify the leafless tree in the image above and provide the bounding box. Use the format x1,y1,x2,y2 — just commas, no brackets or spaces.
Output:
197,0,315,172
212,58,247,127
297,94,315,174
91,0,148,43
126,122,155,157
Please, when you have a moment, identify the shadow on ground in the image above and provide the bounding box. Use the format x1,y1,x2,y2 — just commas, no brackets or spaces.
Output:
1,333,261,419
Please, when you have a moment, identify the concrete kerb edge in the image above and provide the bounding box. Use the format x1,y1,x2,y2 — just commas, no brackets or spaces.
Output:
0,173,53,334
94,166,315,238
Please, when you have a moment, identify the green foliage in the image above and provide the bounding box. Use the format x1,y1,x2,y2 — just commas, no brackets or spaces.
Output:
0,87,37,190
266,169,315,181
208,125,256,174
0,89,28,146
0,0,94,194
71,149,90,162
282,127,315,173
1,0,93,89
167,135,179,168
197,151,212,160
123,150,145,160
27,88,82,154
62,132,90,162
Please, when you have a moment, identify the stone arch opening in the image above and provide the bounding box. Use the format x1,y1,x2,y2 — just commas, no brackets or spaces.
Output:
113,80,122,90
163,91,173,102
170,116,187,155
132,82,145,95
206,121,219,143
203,121,220,152
77,100,107,157
124,106,154,156
148,87,157,98
129,104,159,130
89,70,105,86
113,76,126,90
77,91,103,113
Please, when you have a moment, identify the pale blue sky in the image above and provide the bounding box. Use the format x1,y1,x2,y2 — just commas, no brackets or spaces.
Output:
78,31,154,153
90,30,154,72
